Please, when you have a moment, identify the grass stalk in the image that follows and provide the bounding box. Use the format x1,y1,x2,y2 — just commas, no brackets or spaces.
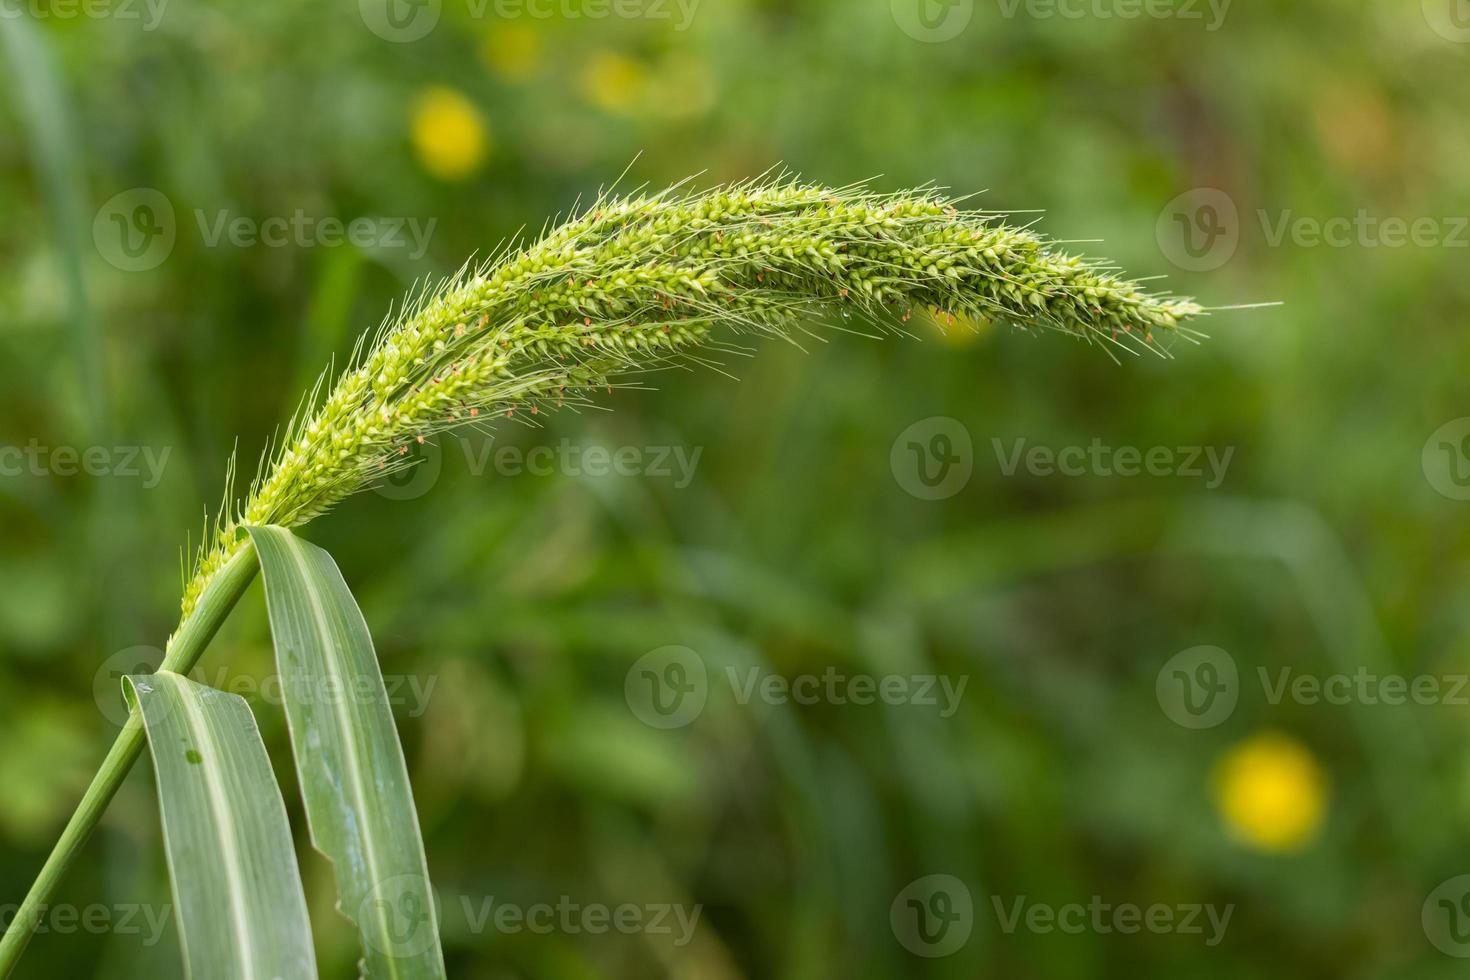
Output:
0,544,261,977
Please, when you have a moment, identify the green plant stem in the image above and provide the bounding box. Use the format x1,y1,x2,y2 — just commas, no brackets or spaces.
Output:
0,544,261,978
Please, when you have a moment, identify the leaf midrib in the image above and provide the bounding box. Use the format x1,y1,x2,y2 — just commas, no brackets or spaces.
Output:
174,680,259,978
280,531,401,975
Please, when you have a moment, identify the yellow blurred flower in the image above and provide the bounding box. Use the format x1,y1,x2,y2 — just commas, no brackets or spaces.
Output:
1311,79,1396,180
578,50,648,116
411,87,490,182
1212,731,1327,853
919,307,994,348
646,53,716,122
482,25,543,83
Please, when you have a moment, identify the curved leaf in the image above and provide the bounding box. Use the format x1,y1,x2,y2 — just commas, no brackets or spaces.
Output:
125,671,317,980
245,525,445,979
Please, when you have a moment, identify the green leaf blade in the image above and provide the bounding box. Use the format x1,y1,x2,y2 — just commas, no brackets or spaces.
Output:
245,525,445,979
125,671,317,980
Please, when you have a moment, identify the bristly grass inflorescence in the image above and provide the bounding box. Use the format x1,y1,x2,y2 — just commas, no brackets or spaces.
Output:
174,177,1204,639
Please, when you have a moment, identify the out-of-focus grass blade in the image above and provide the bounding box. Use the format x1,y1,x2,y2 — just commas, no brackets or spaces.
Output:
124,671,318,980
245,525,446,979
0,14,102,423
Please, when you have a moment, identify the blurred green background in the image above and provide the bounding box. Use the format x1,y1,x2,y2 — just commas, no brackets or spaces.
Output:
3,0,1470,976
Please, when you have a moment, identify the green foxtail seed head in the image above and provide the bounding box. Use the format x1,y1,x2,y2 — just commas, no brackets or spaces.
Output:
173,177,1204,640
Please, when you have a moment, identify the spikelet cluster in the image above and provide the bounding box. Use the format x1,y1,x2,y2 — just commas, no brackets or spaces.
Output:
173,178,1203,637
